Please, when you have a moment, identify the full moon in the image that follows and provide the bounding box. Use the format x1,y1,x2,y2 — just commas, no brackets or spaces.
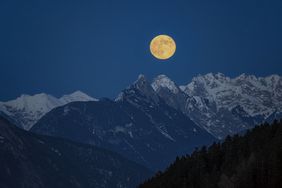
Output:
150,35,176,60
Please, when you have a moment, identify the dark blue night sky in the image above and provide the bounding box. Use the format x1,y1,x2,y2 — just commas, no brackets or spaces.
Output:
0,0,282,101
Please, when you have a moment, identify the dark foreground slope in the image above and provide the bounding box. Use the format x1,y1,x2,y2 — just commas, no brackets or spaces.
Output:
0,116,151,188
140,120,282,188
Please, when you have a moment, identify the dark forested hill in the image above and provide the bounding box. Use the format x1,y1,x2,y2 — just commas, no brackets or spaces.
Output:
140,120,282,188
0,116,151,188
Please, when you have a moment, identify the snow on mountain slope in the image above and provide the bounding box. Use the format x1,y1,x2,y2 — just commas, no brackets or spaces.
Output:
181,73,282,118
148,73,282,139
0,91,97,130
152,75,180,94
151,75,187,112
60,90,97,103
179,73,282,138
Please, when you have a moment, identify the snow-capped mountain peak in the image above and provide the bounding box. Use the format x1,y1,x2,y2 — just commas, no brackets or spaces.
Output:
1,93,61,112
0,91,97,130
60,90,97,103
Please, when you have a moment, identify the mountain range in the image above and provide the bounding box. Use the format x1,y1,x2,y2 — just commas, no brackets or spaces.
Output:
31,75,215,170
1,73,281,171
2,73,281,139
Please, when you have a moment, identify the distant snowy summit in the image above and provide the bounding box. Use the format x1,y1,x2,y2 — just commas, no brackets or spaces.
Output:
0,91,97,130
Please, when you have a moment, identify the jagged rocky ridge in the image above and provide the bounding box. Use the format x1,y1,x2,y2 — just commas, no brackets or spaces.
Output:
0,116,150,188
152,73,282,139
32,75,215,170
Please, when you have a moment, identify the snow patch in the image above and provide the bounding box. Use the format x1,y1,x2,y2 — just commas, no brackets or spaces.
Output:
156,126,175,142
152,75,179,94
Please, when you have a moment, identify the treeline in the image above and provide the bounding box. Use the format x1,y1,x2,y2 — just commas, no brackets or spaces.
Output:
140,120,282,188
